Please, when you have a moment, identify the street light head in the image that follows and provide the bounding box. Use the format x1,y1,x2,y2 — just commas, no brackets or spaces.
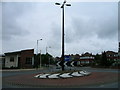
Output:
66,4,71,6
55,3,61,5
64,0,66,3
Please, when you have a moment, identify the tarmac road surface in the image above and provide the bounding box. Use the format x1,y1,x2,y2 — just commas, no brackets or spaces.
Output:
2,66,120,88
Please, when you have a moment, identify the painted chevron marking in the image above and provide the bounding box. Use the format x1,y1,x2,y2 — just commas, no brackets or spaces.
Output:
79,71,91,75
39,74,50,78
70,72,84,77
48,73,60,79
34,74,43,78
59,73,73,78
34,70,91,79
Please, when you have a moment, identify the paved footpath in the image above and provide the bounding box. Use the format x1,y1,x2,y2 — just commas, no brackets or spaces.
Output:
2,71,119,88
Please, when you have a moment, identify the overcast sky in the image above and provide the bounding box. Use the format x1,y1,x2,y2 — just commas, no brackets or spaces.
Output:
1,1,118,57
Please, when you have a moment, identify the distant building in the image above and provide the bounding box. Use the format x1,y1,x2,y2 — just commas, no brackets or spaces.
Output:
118,42,120,58
80,52,94,65
106,51,118,61
106,51,120,66
0,54,5,68
70,54,80,61
4,49,34,69
118,42,120,66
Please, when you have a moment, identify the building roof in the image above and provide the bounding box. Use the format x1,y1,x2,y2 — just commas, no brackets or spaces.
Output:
5,51,21,55
81,52,92,57
4,49,34,55
106,51,118,55
0,54,5,56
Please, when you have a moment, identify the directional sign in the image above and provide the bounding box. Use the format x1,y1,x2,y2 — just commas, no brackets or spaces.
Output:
64,61,68,67
56,61,79,67
56,61,62,67
64,56,70,61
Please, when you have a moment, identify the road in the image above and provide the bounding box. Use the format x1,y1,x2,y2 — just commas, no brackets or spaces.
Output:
2,66,120,88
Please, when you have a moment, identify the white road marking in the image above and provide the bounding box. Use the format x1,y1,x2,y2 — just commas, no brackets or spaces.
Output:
34,70,91,79
39,74,50,78
59,73,73,78
48,73,60,78
71,72,84,77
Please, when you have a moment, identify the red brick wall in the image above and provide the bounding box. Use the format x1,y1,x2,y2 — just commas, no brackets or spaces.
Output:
20,49,34,68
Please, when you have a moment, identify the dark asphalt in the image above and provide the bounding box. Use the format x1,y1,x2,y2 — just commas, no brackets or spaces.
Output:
1,66,120,88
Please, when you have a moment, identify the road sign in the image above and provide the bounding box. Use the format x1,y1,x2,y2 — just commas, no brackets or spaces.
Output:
64,56,70,61
56,61,79,67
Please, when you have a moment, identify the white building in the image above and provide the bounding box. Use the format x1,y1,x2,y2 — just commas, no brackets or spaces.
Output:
5,49,34,68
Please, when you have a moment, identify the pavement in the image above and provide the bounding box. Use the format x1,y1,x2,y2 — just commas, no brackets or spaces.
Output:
2,70,120,88
1,68,43,72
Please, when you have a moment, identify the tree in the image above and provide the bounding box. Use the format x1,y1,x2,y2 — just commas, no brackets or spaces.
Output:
94,53,101,66
100,51,108,66
34,53,55,68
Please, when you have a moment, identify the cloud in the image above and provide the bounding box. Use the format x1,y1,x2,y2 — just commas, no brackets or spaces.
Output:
1,2,118,57
2,3,31,40
64,7,118,44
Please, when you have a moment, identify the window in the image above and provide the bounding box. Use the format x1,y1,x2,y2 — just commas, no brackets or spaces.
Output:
25,57,32,64
10,57,14,62
86,61,89,63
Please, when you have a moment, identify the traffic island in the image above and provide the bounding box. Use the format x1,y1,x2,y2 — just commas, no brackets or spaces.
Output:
34,70,91,79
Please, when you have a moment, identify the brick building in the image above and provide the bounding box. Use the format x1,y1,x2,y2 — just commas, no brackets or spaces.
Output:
80,52,94,65
5,49,34,68
106,51,118,61
105,51,120,66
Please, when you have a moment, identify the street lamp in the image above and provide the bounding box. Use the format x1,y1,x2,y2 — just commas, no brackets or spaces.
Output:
55,0,71,71
37,39,42,68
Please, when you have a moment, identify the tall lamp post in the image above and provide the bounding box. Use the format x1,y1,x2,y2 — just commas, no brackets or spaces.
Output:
55,0,71,71
37,39,42,68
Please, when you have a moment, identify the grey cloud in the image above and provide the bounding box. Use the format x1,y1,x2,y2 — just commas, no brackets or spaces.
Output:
51,23,61,41
65,16,95,43
96,18,118,40
65,15,117,44
2,21,29,40
1,2,118,56
48,22,61,49
2,3,31,40
118,3,120,42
